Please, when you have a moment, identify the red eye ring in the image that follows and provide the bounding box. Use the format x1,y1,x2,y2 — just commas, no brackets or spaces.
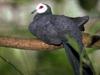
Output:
39,6,43,9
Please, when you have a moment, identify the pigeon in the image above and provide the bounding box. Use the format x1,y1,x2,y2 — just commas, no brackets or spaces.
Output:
29,3,89,75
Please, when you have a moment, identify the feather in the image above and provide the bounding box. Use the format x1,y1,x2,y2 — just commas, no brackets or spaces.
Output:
62,41,80,75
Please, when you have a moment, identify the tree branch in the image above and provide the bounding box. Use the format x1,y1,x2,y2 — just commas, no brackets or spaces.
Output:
0,33,99,51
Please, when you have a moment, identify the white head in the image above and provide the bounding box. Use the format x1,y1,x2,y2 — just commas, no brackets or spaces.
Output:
35,3,48,14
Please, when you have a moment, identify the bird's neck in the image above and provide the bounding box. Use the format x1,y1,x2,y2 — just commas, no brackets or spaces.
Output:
34,12,52,20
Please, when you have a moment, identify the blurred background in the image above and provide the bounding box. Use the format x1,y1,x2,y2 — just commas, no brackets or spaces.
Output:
0,0,100,75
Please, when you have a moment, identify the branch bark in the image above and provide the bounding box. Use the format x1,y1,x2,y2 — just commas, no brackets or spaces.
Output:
0,33,99,51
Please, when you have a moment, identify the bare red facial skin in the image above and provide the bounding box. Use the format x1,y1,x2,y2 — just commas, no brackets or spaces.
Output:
39,6,43,9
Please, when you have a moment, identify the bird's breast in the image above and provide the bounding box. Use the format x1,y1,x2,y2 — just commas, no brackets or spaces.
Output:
29,19,62,45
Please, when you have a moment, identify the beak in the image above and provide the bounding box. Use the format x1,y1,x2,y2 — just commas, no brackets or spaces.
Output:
31,10,36,14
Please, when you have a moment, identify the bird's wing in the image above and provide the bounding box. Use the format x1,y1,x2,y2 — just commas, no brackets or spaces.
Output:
52,15,84,52
69,16,89,31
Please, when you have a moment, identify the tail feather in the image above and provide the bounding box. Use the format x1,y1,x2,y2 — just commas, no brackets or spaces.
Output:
66,43,79,61
63,42,93,75
83,62,93,75
62,42,80,75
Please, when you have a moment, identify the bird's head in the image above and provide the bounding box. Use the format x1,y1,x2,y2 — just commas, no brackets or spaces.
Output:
31,3,52,14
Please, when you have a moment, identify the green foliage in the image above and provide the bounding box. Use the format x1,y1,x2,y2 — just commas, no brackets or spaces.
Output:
0,0,100,75
0,47,37,75
89,22,100,34
35,50,73,75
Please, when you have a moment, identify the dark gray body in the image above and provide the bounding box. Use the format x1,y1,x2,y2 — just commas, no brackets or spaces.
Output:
29,14,83,47
29,10,89,75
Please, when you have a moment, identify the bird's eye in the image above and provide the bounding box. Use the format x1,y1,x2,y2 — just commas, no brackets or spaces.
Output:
39,6,43,9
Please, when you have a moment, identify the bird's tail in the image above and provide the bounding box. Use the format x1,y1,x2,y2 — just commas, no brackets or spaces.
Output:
62,42,80,75
82,49,94,75
62,41,93,75
83,61,94,75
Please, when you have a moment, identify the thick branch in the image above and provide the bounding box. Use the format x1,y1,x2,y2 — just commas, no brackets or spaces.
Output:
0,33,99,51
0,36,60,51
